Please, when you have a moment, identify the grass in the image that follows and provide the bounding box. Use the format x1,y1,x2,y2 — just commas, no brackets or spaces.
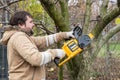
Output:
97,43,120,57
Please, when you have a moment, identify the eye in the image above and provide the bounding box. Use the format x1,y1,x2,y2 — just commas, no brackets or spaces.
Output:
30,20,33,23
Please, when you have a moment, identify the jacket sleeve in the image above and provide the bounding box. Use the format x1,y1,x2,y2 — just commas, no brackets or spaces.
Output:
13,32,57,66
31,32,68,48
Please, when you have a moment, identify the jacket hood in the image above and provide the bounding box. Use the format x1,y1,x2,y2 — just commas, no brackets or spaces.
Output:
0,25,18,45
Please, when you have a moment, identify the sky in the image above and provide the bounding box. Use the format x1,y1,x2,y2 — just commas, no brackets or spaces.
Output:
110,0,117,2
99,0,117,5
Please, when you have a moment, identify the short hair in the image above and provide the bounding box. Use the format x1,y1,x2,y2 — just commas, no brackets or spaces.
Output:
9,11,33,26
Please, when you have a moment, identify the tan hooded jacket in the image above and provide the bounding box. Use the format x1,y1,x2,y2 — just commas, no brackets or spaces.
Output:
0,25,69,80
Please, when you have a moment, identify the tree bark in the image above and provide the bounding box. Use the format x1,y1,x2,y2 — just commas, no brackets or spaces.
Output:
39,0,70,31
91,7,120,38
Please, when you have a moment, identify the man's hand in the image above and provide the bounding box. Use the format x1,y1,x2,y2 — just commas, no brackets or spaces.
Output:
56,49,65,59
66,30,75,39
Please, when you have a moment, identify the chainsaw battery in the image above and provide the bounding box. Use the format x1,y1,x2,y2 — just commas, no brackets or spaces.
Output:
62,39,82,57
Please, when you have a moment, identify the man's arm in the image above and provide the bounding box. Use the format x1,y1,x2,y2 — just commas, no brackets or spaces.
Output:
31,31,73,48
13,32,65,66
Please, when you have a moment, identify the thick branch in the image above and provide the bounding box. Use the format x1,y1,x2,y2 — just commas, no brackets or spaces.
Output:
91,24,120,61
59,0,69,28
39,0,69,31
100,0,109,17
91,7,120,38
84,0,92,33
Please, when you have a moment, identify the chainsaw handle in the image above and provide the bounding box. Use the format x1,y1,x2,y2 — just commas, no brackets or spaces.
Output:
54,57,60,66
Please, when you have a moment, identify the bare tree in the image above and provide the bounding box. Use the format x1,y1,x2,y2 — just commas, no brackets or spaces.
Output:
0,0,120,80
38,0,120,80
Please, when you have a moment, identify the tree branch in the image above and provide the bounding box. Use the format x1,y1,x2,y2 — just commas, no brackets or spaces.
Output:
34,21,54,34
91,24,120,63
91,7,120,38
0,0,13,14
39,0,69,31
0,0,24,11
117,0,120,7
100,0,109,17
84,0,92,33
59,0,69,28
0,0,24,14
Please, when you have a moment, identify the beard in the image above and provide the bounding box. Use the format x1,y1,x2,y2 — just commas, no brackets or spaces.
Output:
29,30,34,35
26,28,34,36
21,27,34,36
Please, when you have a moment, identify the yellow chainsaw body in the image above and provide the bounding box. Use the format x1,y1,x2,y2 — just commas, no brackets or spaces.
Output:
58,33,94,67
58,39,83,66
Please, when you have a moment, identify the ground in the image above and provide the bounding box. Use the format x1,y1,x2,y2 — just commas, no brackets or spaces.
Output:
46,61,69,80
46,58,120,80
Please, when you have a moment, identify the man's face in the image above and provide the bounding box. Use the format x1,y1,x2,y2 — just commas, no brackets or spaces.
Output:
19,16,35,33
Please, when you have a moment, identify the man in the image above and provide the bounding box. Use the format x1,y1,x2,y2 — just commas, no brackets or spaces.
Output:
0,11,74,80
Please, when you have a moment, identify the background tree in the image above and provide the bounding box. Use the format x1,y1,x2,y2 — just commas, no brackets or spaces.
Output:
0,0,120,80
38,0,120,80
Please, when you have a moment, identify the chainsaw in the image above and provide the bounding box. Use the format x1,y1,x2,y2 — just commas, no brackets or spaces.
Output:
54,26,94,67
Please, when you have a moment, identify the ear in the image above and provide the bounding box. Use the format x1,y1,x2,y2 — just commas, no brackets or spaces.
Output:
18,24,25,28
